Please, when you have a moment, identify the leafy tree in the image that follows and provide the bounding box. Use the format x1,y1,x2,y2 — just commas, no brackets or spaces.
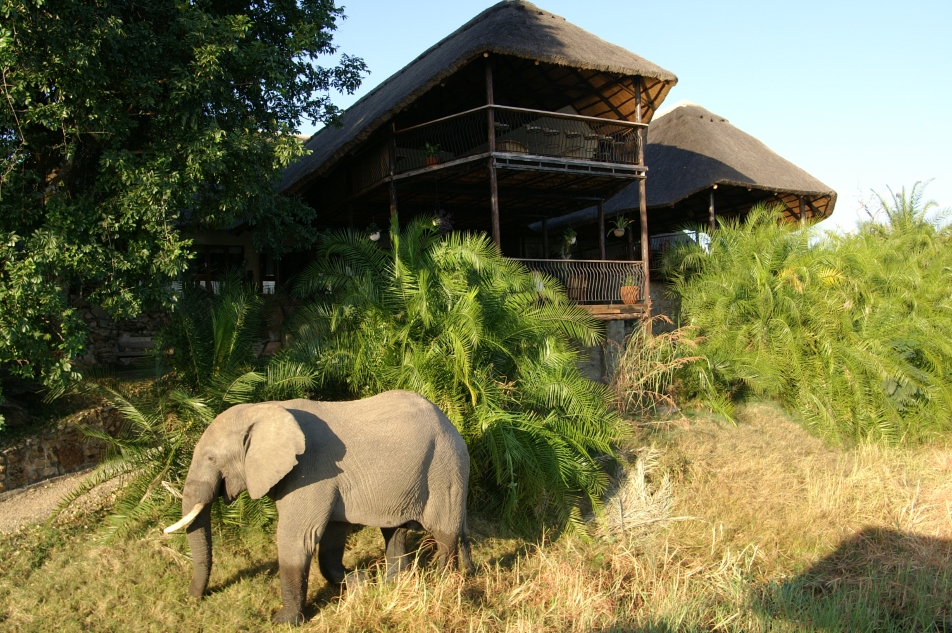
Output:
664,187,952,444
0,0,366,403
287,216,624,533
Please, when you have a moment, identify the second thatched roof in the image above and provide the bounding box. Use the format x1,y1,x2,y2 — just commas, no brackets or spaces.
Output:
538,102,837,231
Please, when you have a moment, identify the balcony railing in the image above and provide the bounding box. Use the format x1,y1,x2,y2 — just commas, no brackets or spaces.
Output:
512,258,646,305
392,105,646,175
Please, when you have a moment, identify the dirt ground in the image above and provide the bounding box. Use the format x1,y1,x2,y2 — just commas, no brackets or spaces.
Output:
0,470,121,533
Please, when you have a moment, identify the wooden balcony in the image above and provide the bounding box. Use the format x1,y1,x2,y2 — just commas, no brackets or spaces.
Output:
393,105,646,177
331,105,647,227
512,258,648,321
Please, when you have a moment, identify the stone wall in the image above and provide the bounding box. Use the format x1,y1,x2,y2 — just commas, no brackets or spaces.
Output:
0,407,121,493
73,297,166,366
649,281,681,333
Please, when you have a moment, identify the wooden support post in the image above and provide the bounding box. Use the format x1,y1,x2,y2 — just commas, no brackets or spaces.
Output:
635,77,650,326
542,218,549,257
389,122,398,218
709,189,715,232
799,196,806,227
627,223,634,260
598,200,606,260
486,56,501,249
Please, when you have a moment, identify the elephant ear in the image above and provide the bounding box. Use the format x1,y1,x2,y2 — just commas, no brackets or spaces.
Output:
244,404,306,500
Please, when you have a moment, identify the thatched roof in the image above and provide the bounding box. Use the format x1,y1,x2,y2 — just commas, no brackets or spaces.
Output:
281,0,677,195
538,102,837,231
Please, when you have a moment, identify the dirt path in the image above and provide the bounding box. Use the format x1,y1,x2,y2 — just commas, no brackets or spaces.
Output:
0,470,121,533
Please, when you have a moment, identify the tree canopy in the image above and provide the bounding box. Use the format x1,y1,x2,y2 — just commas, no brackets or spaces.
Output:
0,0,366,403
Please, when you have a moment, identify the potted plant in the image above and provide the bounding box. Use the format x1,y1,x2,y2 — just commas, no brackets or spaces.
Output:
620,273,640,305
563,228,577,245
609,216,631,238
366,222,381,242
424,142,441,166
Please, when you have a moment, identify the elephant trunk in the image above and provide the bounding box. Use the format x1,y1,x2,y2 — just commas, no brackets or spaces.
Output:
181,476,220,598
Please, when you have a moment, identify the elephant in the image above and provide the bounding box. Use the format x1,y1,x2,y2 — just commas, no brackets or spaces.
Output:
163,390,474,625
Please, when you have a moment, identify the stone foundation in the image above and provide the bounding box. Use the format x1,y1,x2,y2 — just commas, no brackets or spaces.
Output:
73,297,166,366
577,282,682,383
0,407,122,492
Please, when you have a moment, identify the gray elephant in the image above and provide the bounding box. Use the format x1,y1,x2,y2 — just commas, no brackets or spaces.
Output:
164,390,474,625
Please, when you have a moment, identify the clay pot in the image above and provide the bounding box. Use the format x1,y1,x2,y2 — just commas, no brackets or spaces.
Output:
620,285,640,305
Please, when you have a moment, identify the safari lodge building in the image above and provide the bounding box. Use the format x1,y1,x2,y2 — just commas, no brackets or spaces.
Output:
280,1,835,321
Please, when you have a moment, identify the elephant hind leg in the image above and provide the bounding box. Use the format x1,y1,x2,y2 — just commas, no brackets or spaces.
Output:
459,530,475,575
431,530,460,573
317,521,352,586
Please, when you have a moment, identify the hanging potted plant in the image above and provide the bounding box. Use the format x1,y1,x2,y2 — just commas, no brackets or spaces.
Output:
366,222,381,242
560,228,577,261
424,142,441,166
609,215,631,238
620,272,640,305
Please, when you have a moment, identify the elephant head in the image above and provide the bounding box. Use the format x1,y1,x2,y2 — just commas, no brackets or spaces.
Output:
164,403,306,597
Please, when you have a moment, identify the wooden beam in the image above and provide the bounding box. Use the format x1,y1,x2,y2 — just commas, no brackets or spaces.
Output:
486,57,501,248
569,68,628,121
798,196,806,226
636,77,651,327
579,303,648,321
598,200,606,260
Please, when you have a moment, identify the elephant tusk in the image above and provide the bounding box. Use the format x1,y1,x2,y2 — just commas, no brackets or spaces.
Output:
163,503,205,533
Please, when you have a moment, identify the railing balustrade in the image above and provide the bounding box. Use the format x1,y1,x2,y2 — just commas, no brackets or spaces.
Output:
512,258,646,305
391,105,645,175
649,230,700,252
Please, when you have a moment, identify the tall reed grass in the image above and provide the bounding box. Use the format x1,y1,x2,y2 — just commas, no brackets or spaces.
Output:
663,184,952,444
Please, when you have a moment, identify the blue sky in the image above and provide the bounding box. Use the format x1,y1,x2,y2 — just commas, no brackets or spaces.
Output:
301,0,952,233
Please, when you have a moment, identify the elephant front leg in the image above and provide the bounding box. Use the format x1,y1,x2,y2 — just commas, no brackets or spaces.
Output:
272,528,317,625
382,526,411,581
317,521,352,585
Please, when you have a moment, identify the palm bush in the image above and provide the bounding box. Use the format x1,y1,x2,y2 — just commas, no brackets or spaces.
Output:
663,186,952,444
59,274,319,536
287,215,623,533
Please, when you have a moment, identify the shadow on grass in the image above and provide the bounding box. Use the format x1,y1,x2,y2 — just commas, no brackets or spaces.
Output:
755,527,952,632
207,560,278,595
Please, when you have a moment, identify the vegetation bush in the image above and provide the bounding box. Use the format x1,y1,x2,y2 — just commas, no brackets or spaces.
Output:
610,316,731,421
663,184,952,444
60,276,318,536
286,215,624,533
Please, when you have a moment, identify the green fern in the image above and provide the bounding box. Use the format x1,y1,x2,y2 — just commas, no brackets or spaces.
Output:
288,214,623,534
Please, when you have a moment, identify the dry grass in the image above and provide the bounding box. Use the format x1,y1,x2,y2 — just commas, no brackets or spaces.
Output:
2,402,951,631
